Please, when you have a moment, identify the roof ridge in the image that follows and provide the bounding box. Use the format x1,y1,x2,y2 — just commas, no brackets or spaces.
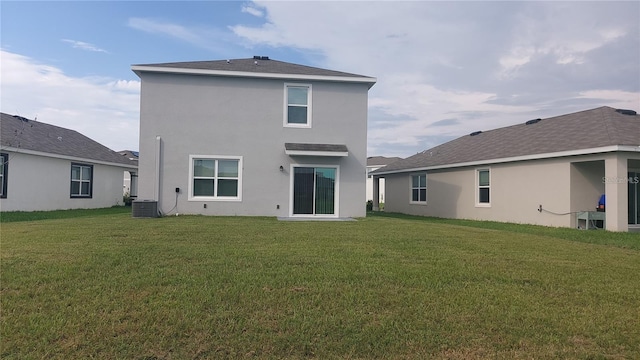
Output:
599,107,615,144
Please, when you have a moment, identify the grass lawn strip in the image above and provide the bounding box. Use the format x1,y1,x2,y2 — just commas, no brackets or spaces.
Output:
1,212,638,359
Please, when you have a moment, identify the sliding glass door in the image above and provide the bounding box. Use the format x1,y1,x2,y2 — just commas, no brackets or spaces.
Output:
293,166,337,216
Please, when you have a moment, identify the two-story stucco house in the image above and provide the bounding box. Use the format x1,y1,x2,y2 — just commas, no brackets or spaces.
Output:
132,57,376,218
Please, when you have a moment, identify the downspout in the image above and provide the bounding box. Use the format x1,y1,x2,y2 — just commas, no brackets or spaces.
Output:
155,135,162,203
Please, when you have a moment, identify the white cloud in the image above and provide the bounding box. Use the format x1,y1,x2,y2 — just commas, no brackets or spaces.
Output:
127,17,231,53
0,50,140,151
576,90,639,110
241,5,264,17
128,17,202,44
232,1,639,157
61,39,109,53
499,2,631,72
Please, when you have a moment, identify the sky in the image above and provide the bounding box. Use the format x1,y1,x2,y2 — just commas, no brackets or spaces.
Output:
1,1,639,158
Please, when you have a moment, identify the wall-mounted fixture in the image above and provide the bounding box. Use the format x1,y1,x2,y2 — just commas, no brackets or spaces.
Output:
279,165,284,172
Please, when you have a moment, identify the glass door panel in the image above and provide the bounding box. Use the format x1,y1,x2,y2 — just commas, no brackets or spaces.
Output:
315,168,335,215
293,167,314,215
293,166,337,216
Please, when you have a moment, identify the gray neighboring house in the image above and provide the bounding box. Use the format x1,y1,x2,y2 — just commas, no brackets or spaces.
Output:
0,113,138,211
132,57,376,218
366,156,401,203
371,106,640,232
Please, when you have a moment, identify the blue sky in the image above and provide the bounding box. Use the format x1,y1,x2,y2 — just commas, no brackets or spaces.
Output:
2,1,639,157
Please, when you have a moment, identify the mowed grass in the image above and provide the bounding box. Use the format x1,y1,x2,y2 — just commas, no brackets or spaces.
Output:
0,206,130,223
1,211,639,359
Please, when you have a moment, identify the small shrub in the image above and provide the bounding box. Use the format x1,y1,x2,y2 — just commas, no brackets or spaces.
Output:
366,200,373,211
123,192,133,206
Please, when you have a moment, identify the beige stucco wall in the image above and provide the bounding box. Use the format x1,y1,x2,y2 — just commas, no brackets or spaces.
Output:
0,151,129,211
383,153,640,229
385,158,570,227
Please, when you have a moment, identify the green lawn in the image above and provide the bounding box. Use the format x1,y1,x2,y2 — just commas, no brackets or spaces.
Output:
1,210,639,359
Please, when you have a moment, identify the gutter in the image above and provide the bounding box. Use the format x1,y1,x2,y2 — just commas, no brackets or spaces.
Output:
131,66,377,89
1,146,138,170
372,145,640,176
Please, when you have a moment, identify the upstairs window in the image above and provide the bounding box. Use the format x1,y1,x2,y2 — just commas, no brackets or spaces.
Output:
71,163,93,198
411,173,427,204
284,84,312,127
477,168,490,206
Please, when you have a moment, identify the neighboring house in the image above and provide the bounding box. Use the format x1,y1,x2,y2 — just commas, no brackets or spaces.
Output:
0,113,138,211
132,56,376,218
371,107,640,232
118,150,139,197
366,156,401,203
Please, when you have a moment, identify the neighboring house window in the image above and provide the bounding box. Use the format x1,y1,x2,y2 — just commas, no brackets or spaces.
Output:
284,83,312,127
189,155,242,201
71,163,93,198
0,153,7,198
477,168,490,206
411,173,427,203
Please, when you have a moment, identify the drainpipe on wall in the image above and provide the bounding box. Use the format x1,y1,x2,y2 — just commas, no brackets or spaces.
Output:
155,135,162,202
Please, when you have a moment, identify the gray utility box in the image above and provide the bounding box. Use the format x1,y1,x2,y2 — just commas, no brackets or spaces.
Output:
132,200,159,218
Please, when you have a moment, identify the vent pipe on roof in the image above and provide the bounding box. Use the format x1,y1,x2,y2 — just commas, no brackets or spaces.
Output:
525,118,541,125
470,131,482,136
12,115,29,122
615,109,637,116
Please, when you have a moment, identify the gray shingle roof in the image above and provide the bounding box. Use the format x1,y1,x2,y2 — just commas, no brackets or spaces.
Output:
367,156,402,166
118,150,139,161
376,106,640,174
133,57,376,83
285,143,348,153
1,113,137,167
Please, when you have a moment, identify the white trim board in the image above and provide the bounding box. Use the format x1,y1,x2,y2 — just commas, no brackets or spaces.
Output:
2,147,138,170
373,145,640,176
132,66,377,88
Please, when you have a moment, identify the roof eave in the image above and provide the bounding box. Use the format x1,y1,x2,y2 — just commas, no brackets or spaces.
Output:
372,145,640,176
2,146,139,169
285,150,349,157
131,65,377,89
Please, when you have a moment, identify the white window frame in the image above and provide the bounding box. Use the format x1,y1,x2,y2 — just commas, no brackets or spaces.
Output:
283,83,312,128
410,173,427,205
476,168,491,207
70,163,93,198
188,155,243,201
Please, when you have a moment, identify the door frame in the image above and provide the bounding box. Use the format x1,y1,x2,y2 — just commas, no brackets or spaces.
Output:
629,170,640,225
289,163,340,218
